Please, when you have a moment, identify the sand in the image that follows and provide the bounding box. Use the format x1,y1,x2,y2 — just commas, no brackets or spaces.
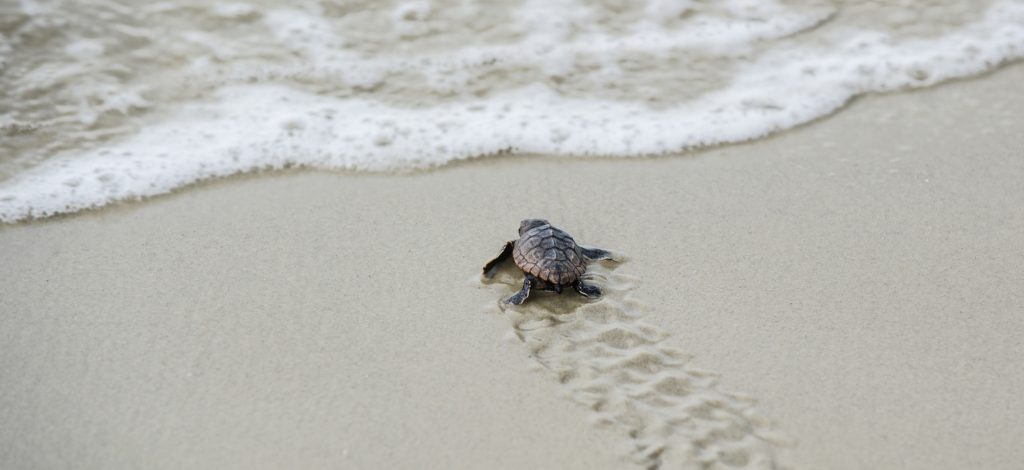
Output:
2,64,1023,469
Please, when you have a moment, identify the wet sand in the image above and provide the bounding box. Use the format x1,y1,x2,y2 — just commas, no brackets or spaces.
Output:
2,64,1023,469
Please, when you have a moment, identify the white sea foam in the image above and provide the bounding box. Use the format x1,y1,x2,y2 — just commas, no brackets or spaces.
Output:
1,0,1023,222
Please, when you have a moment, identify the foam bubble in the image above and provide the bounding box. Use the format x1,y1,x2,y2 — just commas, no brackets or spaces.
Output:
1,0,1023,222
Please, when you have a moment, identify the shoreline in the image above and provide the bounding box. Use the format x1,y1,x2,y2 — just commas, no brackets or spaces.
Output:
2,59,1023,225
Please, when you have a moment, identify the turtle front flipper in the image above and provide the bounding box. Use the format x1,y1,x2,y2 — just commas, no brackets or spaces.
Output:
482,241,515,279
574,281,601,298
505,275,534,305
580,246,616,261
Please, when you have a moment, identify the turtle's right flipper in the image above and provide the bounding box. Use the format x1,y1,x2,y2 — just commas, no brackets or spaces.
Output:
505,276,534,305
580,246,616,262
574,281,601,298
482,241,515,278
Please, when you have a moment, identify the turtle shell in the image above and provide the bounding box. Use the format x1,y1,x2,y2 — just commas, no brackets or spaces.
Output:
513,223,586,285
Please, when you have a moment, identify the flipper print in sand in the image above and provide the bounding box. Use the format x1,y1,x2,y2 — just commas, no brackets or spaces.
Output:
482,260,793,470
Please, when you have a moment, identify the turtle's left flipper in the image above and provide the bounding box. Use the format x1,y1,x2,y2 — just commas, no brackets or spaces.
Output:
482,241,515,278
505,276,534,305
580,246,616,262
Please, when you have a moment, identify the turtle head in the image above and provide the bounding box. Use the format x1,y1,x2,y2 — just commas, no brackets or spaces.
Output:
518,218,549,235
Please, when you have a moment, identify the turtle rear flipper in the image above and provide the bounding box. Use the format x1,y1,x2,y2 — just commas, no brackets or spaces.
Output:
574,281,601,298
505,275,534,305
580,246,616,261
482,241,515,278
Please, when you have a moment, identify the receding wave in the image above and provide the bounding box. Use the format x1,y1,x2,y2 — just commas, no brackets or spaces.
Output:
2,0,1023,221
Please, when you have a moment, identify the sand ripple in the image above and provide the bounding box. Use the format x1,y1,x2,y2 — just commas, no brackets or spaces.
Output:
484,261,791,470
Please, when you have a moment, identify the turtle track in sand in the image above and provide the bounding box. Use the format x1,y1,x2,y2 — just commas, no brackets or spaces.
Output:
483,261,792,470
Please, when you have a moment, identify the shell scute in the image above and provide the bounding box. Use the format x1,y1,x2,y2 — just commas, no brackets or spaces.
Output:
513,222,587,285
520,235,541,252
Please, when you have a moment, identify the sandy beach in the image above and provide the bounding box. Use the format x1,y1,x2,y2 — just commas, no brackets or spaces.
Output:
3,61,1024,470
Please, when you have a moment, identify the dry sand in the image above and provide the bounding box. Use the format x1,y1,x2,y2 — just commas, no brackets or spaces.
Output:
2,64,1023,469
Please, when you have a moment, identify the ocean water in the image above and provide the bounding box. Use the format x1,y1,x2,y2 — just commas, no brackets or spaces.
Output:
1,0,1022,222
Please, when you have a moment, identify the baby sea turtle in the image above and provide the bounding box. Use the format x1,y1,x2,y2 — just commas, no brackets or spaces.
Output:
482,219,616,305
